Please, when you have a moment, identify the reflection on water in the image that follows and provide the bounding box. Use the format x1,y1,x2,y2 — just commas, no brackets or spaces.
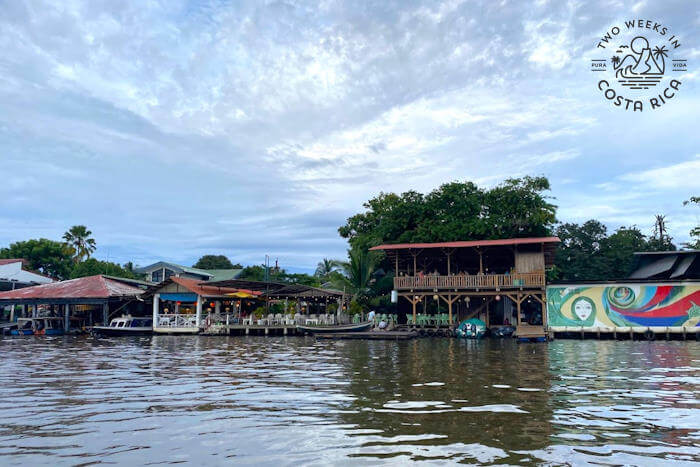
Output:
0,336,697,465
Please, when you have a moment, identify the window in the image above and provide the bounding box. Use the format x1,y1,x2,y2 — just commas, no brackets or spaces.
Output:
152,270,163,282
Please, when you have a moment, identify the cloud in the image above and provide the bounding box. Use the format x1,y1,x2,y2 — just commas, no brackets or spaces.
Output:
620,156,700,189
0,0,697,266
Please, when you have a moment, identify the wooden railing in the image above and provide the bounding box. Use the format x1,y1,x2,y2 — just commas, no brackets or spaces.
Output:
393,273,545,290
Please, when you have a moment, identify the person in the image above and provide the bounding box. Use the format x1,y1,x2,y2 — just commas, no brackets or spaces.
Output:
368,310,376,323
378,319,387,330
432,269,439,276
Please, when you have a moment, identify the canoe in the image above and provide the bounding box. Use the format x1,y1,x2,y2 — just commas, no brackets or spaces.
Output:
296,321,373,334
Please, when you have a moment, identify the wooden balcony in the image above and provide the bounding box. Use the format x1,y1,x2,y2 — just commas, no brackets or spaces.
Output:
393,273,545,291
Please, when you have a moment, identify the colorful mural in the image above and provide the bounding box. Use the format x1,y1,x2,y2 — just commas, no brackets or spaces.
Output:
547,283,700,328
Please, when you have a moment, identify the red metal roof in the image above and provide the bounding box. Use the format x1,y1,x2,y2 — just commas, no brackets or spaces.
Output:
169,277,262,297
369,236,561,251
0,259,25,266
0,275,144,300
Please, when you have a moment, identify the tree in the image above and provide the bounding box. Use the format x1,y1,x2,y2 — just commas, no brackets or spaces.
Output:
683,196,700,249
0,239,73,280
70,258,138,279
333,248,380,299
552,220,610,281
601,226,650,278
193,255,240,269
338,176,556,251
647,214,676,251
62,225,96,262
315,258,339,278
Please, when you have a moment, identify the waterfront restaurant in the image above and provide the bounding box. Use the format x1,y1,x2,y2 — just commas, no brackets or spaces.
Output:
0,275,146,331
369,237,560,338
147,277,262,334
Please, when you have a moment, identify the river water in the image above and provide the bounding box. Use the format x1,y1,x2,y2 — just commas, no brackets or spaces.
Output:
0,336,698,465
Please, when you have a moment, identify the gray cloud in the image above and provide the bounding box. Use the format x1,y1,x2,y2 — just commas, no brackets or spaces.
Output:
0,0,698,269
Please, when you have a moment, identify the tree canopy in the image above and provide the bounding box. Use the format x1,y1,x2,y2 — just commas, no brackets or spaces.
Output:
0,238,74,280
70,258,138,280
551,221,676,281
338,176,556,250
193,255,241,269
683,196,699,249
239,264,321,287
62,225,96,262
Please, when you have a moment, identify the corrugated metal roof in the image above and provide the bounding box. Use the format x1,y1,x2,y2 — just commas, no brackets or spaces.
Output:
133,262,213,277
157,277,262,298
0,275,144,300
369,237,561,251
202,269,243,282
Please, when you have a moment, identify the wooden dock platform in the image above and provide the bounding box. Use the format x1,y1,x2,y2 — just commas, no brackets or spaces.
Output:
315,330,417,340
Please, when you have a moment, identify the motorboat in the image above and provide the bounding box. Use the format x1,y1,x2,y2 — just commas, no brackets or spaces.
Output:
10,317,65,336
93,315,153,336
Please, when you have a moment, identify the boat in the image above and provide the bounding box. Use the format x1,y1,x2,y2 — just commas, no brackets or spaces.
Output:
492,325,516,337
455,318,487,339
296,321,373,334
92,315,153,336
10,317,65,336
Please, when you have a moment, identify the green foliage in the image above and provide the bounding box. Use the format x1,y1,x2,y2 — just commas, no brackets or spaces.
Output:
315,258,339,278
338,176,556,250
683,196,700,249
253,306,266,318
62,225,96,262
69,258,138,280
239,264,321,287
193,255,240,269
332,248,380,298
348,300,363,315
553,220,677,281
0,238,73,280
269,302,285,314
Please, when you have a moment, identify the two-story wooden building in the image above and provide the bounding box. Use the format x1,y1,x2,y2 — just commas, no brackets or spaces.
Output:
369,237,560,338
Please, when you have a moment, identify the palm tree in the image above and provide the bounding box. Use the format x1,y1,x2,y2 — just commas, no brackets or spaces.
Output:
332,249,378,298
611,55,620,68
62,225,96,262
315,258,339,278
652,45,668,73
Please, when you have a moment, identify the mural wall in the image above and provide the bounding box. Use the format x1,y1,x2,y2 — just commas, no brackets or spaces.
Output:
547,283,700,328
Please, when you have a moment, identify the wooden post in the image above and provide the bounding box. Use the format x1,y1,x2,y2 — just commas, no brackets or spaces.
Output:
412,299,417,324
448,294,452,325
447,251,451,276
395,254,399,276
485,299,490,327
102,303,109,325
9,303,14,323
413,252,417,275
478,249,484,274
516,294,521,326
64,304,70,332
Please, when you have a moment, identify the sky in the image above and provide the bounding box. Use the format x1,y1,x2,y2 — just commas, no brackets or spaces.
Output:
0,0,698,273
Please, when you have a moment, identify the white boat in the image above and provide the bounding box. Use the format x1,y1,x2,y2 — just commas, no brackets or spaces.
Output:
93,315,153,336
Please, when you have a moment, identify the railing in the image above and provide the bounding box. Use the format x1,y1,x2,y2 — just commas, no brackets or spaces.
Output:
394,273,545,290
157,314,197,328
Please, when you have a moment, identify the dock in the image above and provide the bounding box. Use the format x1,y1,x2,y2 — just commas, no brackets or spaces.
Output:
315,330,417,340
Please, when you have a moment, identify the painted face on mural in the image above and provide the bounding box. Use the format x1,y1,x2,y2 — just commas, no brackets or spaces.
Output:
573,299,593,321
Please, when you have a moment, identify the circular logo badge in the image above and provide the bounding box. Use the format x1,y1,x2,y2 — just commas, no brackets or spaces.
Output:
591,20,687,111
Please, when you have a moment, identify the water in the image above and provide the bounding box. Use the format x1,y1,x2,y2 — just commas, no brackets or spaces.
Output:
0,336,698,465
